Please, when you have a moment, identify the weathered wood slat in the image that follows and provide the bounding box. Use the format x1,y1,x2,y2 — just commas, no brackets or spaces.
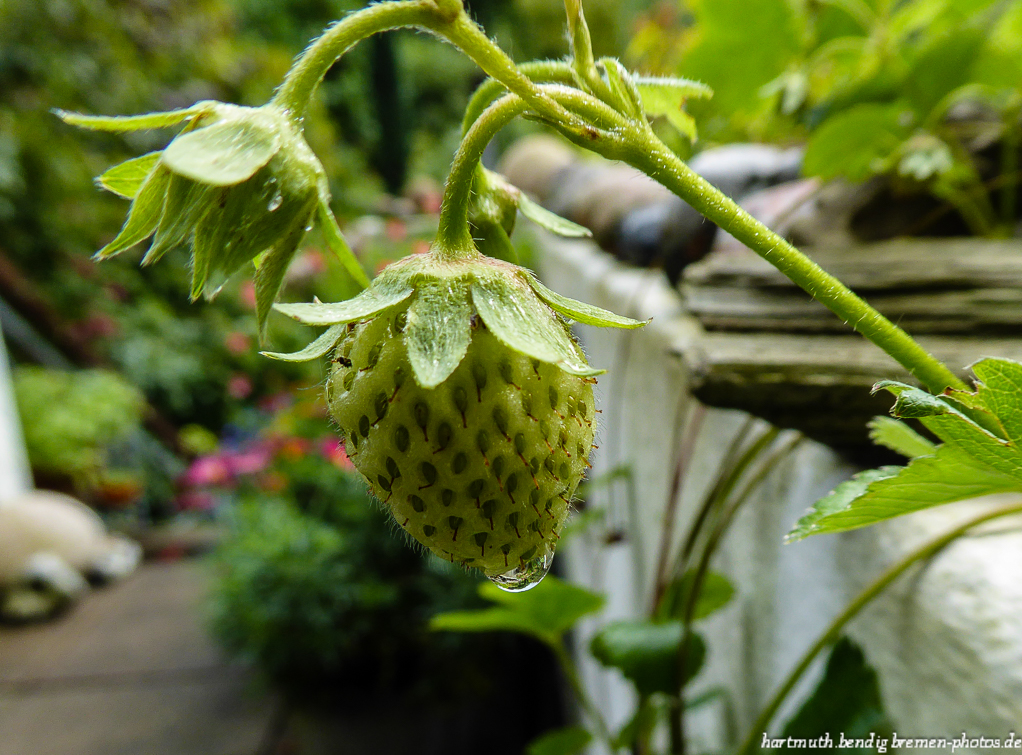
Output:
682,239,1022,334
682,332,1022,453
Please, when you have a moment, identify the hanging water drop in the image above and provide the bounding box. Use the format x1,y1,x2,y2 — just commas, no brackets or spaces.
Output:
488,544,554,593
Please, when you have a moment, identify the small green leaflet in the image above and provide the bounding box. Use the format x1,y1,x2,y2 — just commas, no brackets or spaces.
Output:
634,76,713,142
867,416,937,459
526,727,592,755
655,570,735,622
430,576,604,647
788,358,1022,540
55,103,213,132
517,194,592,238
96,152,162,199
589,620,705,695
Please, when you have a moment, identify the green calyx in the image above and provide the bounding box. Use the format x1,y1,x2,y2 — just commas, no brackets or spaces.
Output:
58,101,369,339
269,251,646,388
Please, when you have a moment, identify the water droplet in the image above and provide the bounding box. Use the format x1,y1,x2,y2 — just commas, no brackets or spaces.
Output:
488,545,554,592
267,193,283,211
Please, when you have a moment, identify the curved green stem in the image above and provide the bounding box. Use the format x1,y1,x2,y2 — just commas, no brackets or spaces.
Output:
435,85,629,257
735,500,1022,755
275,0,577,130
273,0,437,119
461,60,579,135
621,135,967,394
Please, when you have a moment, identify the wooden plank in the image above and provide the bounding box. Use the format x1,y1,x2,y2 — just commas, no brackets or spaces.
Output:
684,238,1022,291
681,333,1022,453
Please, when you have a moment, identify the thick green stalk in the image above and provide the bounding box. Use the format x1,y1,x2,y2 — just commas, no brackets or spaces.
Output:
735,501,1022,755
621,136,967,394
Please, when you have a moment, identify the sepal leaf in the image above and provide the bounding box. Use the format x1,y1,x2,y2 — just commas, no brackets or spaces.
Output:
261,324,346,362
273,286,413,326
162,116,281,186
472,275,602,378
404,280,473,389
527,274,647,329
634,76,713,142
254,199,317,338
318,198,370,289
55,103,212,132
97,152,162,199
518,194,593,238
94,165,170,260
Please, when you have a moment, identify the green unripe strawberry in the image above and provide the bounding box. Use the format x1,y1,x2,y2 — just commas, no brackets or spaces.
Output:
326,310,595,583
269,251,644,590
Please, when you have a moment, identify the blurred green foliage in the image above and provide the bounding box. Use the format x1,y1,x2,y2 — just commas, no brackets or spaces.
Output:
628,0,1022,234
13,365,144,481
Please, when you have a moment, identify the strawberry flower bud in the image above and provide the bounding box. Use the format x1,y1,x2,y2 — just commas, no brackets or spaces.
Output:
58,102,368,336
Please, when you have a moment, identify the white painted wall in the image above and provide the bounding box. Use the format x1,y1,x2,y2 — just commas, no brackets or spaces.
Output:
534,233,1022,753
0,323,31,503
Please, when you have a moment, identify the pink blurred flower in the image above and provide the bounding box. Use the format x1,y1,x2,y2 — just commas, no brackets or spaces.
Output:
227,373,253,400
176,489,217,511
180,455,233,487
411,239,431,255
320,437,354,470
239,280,257,310
224,331,251,355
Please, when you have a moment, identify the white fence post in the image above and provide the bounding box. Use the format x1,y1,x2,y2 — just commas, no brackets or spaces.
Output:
0,322,32,503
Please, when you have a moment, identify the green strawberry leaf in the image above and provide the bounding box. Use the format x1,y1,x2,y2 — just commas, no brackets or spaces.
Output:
969,358,1022,445
589,620,705,696
318,198,370,289
94,164,170,260
878,382,1021,481
786,445,1022,541
655,570,735,622
517,194,593,238
55,102,213,132
526,727,592,755
430,576,604,646
867,416,937,459
526,274,647,329
403,280,472,389
254,204,315,338
472,275,603,378
261,324,346,362
274,285,413,326
634,76,713,142
96,152,162,199
803,103,913,182
162,117,281,187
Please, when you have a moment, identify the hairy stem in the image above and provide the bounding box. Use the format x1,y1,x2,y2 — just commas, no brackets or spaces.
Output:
621,135,967,394
736,501,1022,755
